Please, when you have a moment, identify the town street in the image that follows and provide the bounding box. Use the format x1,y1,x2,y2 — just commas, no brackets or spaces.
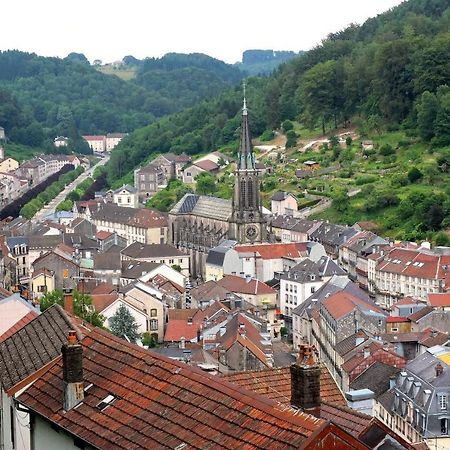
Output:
33,154,110,222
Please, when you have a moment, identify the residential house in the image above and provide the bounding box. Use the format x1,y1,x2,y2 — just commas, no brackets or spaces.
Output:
53,136,68,147
182,159,220,184
95,230,127,252
0,304,93,450
216,275,277,309
75,201,168,245
377,346,450,448
164,300,229,344
6,237,29,284
271,192,298,216
150,152,192,183
120,260,160,286
271,216,322,243
121,242,190,276
338,231,388,286
205,239,239,281
0,157,19,173
118,281,166,341
134,163,165,202
82,135,106,152
232,242,326,282
17,328,371,450
32,245,80,290
93,252,121,287
214,312,273,371
391,297,427,317
105,132,126,151
112,184,138,208
310,222,358,259
31,268,55,299
280,256,345,319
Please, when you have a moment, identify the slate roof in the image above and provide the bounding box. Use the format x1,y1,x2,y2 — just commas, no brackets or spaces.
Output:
121,260,160,279
113,184,137,194
0,305,84,392
350,362,401,398
271,192,293,202
0,311,39,343
19,328,328,450
170,193,232,221
224,365,346,407
122,242,185,259
205,240,237,266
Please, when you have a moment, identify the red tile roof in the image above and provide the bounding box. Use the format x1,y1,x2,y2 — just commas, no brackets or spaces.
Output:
96,230,113,240
0,311,39,343
376,247,450,284
217,275,276,295
164,319,200,342
224,365,346,407
322,291,383,320
235,242,308,260
91,282,117,295
19,328,329,449
386,316,410,323
320,402,370,436
91,294,120,313
428,293,450,307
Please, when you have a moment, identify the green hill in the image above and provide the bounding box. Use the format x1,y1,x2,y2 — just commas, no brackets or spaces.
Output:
105,0,450,243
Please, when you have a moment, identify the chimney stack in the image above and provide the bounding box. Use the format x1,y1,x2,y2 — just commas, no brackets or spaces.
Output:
291,344,321,418
63,288,74,315
436,363,444,377
62,330,84,411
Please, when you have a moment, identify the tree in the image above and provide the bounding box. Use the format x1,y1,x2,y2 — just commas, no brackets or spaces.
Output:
434,231,450,247
142,332,157,348
332,189,348,212
195,172,217,195
407,167,423,183
108,303,140,343
39,289,104,327
416,91,438,141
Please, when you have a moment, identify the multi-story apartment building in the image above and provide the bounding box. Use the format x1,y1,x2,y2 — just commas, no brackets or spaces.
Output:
106,133,126,151
368,246,450,308
270,216,322,243
311,290,387,390
279,256,344,318
74,201,168,245
376,346,450,449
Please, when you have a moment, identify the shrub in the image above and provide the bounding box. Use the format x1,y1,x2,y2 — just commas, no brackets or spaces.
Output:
407,167,423,183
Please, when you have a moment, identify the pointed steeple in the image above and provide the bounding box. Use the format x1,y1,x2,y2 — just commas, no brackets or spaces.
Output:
238,82,255,171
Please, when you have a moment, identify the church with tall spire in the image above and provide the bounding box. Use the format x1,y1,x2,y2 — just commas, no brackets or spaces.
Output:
229,93,267,243
168,93,268,278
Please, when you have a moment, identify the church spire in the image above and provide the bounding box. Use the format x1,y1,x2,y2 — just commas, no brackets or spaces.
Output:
238,82,255,171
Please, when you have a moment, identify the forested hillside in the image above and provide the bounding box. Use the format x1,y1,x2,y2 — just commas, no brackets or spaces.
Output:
106,0,450,242
0,51,243,152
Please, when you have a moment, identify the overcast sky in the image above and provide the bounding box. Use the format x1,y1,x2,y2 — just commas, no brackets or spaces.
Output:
1,0,404,64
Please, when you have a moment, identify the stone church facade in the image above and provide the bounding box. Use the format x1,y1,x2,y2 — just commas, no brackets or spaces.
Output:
169,97,268,279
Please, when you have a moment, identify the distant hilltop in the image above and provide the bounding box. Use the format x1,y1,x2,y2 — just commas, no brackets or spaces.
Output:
237,49,305,75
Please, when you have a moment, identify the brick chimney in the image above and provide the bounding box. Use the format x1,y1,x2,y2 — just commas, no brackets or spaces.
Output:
436,362,444,377
63,288,74,315
62,330,84,411
291,344,321,417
